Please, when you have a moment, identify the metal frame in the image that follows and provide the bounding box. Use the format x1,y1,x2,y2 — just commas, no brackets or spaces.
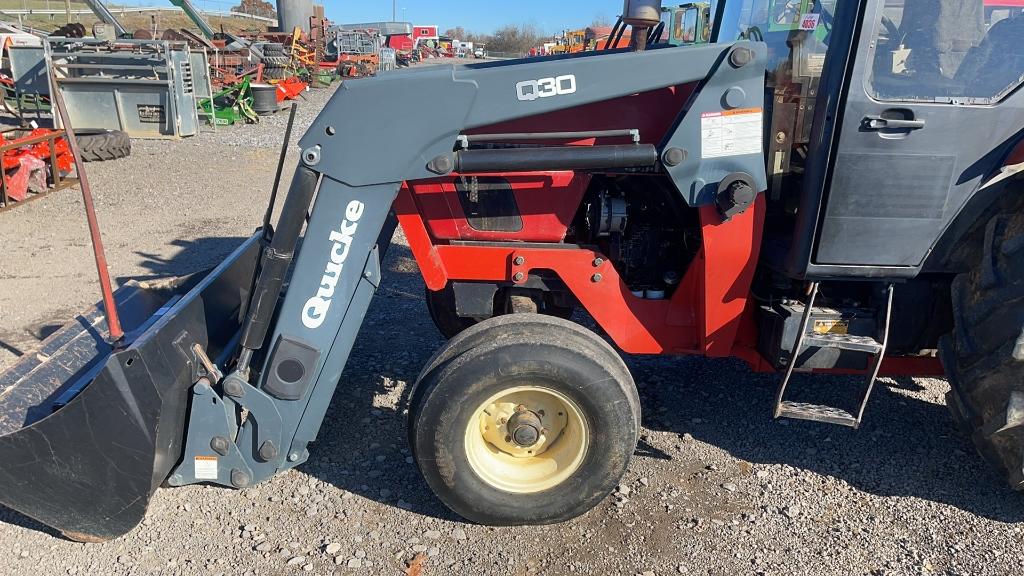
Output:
0,128,79,212
46,38,201,139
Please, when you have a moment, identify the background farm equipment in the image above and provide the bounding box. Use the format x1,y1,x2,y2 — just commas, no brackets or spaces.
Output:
198,77,259,126
0,127,77,210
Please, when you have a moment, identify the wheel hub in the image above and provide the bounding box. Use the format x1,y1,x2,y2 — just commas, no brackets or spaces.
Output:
465,386,589,493
507,408,543,447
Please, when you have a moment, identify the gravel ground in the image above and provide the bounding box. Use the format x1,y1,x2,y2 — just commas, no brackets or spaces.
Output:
1,71,1023,576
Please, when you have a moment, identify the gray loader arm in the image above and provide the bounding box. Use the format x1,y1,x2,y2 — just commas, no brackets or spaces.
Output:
82,0,129,38
169,0,217,41
171,43,768,487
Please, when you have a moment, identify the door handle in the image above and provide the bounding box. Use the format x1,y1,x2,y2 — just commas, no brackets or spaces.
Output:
863,115,926,130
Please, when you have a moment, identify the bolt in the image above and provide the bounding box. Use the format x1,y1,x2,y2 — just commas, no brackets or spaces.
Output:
592,258,604,267
505,435,512,443
302,145,322,166
258,441,278,462
169,474,183,486
498,417,507,425
662,147,687,167
210,436,230,456
591,273,603,283
288,452,300,462
364,270,373,279
223,377,245,398
513,272,525,282
516,404,527,412
230,469,251,489
513,256,525,266
540,428,548,435
729,47,754,68
427,154,453,175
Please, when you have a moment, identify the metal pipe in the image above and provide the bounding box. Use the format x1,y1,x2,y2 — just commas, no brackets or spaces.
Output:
47,69,123,342
263,103,299,238
460,129,640,146
454,144,658,173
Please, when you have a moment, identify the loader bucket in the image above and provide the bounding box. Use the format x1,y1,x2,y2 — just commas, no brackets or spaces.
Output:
0,235,261,542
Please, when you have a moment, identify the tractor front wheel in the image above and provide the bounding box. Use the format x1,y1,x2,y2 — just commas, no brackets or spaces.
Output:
943,209,1024,489
409,314,639,525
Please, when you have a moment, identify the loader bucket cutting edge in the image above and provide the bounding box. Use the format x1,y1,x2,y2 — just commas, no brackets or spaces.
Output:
0,235,261,542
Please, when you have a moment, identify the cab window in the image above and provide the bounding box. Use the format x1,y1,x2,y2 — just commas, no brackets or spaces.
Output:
869,1,1024,103
715,0,841,197
681,9,699,42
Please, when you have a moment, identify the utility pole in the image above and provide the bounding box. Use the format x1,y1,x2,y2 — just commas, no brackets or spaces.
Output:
64,0,72,24
392,0,396,21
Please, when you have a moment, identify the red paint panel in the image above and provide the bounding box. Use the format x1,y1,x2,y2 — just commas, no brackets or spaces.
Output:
406,172,589,243
702,198,765,357
397,184,765,356
398,185,943,376
986,0,1024,5
1007,138,1024,166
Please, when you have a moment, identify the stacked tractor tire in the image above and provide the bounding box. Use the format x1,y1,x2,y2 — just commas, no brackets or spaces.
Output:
259,43,291,81
51,23,88,38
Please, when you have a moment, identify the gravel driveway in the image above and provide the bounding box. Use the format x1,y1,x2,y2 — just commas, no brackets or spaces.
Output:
0,77,1021,576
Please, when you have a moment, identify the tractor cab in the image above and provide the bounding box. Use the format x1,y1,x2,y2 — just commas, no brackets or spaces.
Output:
661,2,713,45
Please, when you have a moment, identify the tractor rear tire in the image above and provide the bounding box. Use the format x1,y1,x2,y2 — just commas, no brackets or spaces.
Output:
942,209,1024,490
408,314,639,525
74,129,131,162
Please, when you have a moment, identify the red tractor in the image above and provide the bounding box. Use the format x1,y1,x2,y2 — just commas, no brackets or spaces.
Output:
1,0,1024,540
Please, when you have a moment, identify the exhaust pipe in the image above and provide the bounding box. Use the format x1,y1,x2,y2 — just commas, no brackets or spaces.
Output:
622,0,663,51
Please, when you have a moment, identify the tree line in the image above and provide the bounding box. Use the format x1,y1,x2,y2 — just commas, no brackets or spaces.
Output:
444,18,611,55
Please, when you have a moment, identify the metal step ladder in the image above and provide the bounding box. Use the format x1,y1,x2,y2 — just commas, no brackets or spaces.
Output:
772,282,894,428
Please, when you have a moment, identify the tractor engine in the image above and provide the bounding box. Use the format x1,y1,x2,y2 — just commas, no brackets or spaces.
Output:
574,175,699,300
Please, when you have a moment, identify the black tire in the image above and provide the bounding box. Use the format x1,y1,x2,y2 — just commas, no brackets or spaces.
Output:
260,42,286,55
424,284,479,339
409,315,639,525
942,210,1024,489
261,55,291,66
263,66,288,81
74,129,131,162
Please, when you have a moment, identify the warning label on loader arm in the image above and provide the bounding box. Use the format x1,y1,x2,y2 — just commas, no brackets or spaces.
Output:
700,108,764,159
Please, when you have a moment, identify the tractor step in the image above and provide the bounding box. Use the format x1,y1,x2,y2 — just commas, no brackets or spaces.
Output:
776,401,858,427
773,282,894,428
801,333,883,354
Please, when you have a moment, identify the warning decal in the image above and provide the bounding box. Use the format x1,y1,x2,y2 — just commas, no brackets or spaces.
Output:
700,108,763,159
195,456,218,480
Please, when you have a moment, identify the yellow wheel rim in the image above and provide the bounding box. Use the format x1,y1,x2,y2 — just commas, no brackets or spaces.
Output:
464,386,589,494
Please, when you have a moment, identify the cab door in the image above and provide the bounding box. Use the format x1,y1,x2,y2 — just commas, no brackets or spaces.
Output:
812,0,1024,270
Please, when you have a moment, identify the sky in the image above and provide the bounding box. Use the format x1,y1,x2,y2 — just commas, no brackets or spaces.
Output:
118,0,617,35
318,1,615,34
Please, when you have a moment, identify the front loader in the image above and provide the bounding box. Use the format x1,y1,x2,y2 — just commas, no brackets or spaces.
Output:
2,0,1024,541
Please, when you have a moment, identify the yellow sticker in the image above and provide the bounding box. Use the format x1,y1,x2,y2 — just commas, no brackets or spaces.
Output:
813,319,849,335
